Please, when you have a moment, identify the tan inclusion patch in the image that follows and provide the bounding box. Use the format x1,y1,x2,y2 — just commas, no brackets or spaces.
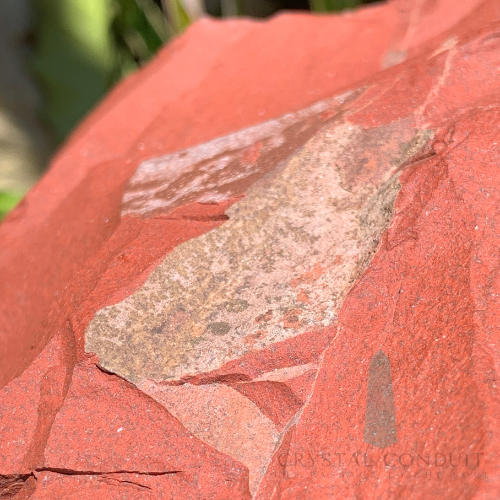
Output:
85,117,431,384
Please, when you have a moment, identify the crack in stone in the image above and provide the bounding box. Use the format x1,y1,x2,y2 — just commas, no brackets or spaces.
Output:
0,474,34,499
34,467,182,476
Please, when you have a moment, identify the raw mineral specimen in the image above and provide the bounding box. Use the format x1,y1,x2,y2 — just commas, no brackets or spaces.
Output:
2,1,500,498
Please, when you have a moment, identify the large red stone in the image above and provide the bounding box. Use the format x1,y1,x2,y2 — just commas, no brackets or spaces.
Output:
2,0,500,498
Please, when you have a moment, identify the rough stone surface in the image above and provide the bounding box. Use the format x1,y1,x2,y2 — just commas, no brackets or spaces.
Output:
87,117,430,383
2,0,500,499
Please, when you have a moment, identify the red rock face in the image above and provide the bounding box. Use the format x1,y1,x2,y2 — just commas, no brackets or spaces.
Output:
2,0,500,498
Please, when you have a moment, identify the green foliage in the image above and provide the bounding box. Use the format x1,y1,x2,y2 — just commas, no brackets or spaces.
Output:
31,0,364,146
0,192,23,221
112,0,170,79
32,0,184,144
32,0,117,143
162,0,191,33
309,0,362,11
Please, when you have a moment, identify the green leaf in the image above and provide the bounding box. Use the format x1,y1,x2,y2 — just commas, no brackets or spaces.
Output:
309,0,362,11
162,0,191,35
32,0,181,143
0,192,23,221
32,0,116,142
113,0,169,67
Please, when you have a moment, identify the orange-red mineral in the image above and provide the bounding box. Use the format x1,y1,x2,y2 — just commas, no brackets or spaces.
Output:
2,0,500,498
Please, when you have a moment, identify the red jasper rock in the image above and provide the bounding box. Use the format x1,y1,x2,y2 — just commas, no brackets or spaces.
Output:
2,0,500,498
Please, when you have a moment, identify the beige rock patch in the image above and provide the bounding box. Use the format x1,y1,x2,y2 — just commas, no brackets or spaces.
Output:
85,115,432,384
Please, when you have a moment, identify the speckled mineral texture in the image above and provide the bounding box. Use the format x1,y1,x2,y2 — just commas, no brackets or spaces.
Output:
2,0,500,499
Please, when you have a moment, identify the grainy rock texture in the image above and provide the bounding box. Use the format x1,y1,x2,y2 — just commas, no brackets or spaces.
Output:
2,0,500,499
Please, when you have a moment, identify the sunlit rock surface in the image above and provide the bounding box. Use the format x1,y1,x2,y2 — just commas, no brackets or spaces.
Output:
2,0,500,498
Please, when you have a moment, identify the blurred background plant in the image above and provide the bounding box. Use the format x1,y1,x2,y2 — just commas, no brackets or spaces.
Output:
0,0,377,220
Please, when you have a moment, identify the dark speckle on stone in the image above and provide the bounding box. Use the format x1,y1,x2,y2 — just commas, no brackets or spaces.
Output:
150,321,167,335
225,299,249,313
208,322,231,335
